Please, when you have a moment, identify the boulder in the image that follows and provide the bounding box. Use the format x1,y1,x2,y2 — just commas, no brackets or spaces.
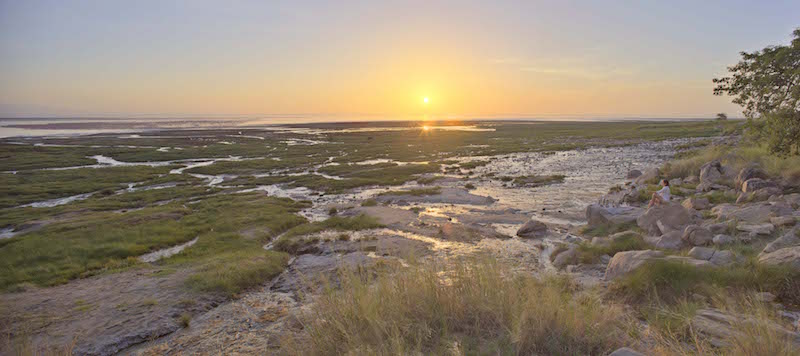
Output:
736,223,774,235
682,197,710,210
699,160,723,184
552,246,579,268
712,234,734,246
626,169,642,180
682,225,713,246
604,250,664,280
685,175,699,184
636,203,692,236
663,255,714,268
644,230,684,250
770,216,797,227
762,228,800,254
735,164,768,190
708,221,733,234
713,202,793,224
692,308,800,348
608,347,645,356
634,167,660,185
585,204,642,228
759,246,800,269
688,246,716,260
516,219,548,238
742,178,777,193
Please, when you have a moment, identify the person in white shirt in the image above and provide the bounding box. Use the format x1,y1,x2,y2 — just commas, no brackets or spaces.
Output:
648,179,671,208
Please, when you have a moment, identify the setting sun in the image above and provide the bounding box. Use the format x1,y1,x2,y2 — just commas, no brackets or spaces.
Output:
422,125,430,131
423,97,429,104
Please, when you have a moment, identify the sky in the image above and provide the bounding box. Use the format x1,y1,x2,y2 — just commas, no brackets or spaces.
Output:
0,0,798,120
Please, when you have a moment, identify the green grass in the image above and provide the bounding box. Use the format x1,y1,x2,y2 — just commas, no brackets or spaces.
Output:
0,193,309,291
281,258,633,355
579,222,639,238
611,260,800,306
282,214,384,238
361,199,378,207
502,174,566,187
702,190,738,204
458,160,491,170
576,232,649,263
185,249,289,296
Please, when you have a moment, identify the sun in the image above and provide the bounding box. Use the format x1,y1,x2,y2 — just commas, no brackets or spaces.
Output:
423,97,429,104
422,125,430,131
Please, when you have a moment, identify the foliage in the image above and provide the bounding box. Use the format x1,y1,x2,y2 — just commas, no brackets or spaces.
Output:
713,28,800,155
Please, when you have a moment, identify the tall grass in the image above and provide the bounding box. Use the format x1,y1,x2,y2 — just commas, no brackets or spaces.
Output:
281,258,633,355
663,144,800,183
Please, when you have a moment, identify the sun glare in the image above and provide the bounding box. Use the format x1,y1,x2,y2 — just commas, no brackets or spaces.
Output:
423,97,429,104
422,125,430,131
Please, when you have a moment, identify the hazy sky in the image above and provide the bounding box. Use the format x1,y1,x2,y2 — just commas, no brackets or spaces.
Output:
1,1,798,119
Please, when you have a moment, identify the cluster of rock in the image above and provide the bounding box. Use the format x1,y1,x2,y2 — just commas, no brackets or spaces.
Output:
525,158,800,280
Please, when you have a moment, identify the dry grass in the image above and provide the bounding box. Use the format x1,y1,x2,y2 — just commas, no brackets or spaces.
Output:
663,144,800,184
281,257,633,355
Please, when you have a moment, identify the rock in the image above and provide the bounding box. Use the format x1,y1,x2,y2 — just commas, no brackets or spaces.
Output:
759,246,800,269
682,197,710,210
626,169,642,180
608,347,645,356
671,178,683,186
762,228,800,254
663,255,713,268
591,236,611,247
516,219,548,238
585,204,642,228
742,178,777,193
689,246,716,260
564,234,584,244
685,175,699,184
735,192,752,204
692,308,800,348
736,223,774,235
604,250,664,280
708,221,733,234
644,230,684,250
770,216,797,227
699,160,723,184
751,187,783,201
713,202,793,224
553,247,579,268
634,167,660,185
712,234,734,246
682,225,713,246
709,250,736,266
735,164,768,190
636,203,692,236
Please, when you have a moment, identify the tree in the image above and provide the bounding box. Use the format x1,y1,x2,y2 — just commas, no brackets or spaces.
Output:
715,113,728,121
713,28,800,155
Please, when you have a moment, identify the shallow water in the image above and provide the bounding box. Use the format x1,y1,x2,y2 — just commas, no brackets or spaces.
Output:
138,237,199,263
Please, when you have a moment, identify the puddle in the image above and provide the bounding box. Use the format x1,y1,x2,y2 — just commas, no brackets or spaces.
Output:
0,227,17,239
138,237,199,263
21,192,96,208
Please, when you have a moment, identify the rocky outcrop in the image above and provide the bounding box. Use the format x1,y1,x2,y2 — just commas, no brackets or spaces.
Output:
604,250,664,280
682,225,713,246
712,202,793,224
516,219,548,238
585,204,642,228
682,197,710,210
692,308,800,348
699,160,723,184
688,247,737,266
759,246,800,269
770,216,797,227
742,178,777,193
552,246,579,268
644,231,684,250
735,164,768,190
736,223,774,235
636,203,692,236
762,228,800,254
712,234,734,246
634,167,660,185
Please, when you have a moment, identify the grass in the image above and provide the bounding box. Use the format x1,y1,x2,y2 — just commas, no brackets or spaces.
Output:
702,190,738,204
282,214,384,238
576,232,649,263
579,222,639,238
185,249,289,296
281,258,633,355
611,259,800,306
361,199,378,207
503,174,566,187
458,160,490,170
0,193,309,291
663,143,800,184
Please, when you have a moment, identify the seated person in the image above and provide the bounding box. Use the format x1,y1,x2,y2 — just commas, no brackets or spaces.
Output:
648,179,670,208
